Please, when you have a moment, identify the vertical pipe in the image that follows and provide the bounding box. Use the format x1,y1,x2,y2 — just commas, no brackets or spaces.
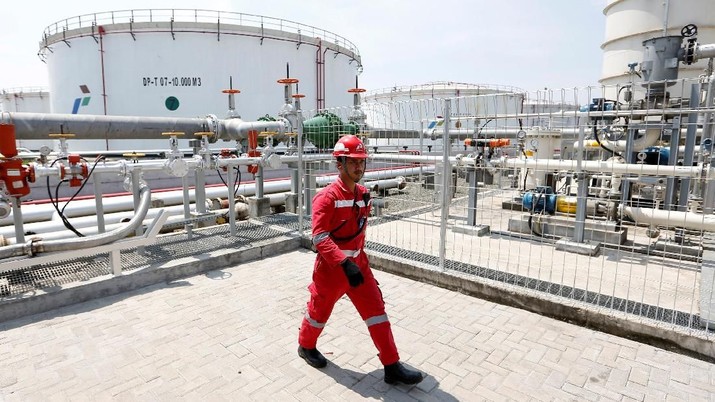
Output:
256,165,264,198
419,119,424,183
290,168,299,194
439,100,451,271
678,83,701,211
182,174,193,240
131,169,143,238
573,124,587,243
665,116,681,210
11,197,24,244
297,109,305,235
195,169,207,214
618,127,637,210
305,162,315,215
702,76,715,214
466,166,477,226
92,172,106,233
227,165,236,236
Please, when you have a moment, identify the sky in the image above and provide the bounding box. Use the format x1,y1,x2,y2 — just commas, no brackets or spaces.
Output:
0,0,606,93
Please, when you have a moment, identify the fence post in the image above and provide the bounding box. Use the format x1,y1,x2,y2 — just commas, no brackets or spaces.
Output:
439,100,451,271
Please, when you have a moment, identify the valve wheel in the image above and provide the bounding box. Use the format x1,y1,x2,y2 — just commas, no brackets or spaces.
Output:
348,88,366,93
277,78,299,84
162,131,185,136
49,133,76,138
681,24,697,37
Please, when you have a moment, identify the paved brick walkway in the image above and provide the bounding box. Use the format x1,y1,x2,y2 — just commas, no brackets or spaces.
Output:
1,249,713,401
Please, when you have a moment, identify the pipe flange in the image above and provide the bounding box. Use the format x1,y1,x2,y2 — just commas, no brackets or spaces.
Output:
204,114,220,143
684,38,697,65
25,237,42,257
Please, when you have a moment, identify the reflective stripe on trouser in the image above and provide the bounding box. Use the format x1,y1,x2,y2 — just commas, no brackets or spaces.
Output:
298,259,399,365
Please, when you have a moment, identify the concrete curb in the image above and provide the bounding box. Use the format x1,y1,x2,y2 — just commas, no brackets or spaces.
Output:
0,236,300,324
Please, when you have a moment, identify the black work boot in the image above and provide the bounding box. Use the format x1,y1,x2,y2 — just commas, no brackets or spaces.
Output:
384,361,423,385
298,346,327,368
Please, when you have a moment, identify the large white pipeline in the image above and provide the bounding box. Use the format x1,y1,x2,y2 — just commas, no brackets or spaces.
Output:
620,206,715,232
504,158,702,177
2,166,430,232
573,127,662,152
0,185,154,259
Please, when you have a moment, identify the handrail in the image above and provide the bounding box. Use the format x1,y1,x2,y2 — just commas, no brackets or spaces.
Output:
364,81,527,97
40,9,361,58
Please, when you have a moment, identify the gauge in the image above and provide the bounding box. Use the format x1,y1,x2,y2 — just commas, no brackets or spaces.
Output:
530,139,539,147
516,130,526,140
39,145,52,156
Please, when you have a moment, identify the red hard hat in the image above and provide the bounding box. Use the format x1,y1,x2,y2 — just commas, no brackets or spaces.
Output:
333,135,368,159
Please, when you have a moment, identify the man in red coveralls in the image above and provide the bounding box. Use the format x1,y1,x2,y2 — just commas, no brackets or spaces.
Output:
297,135,423,385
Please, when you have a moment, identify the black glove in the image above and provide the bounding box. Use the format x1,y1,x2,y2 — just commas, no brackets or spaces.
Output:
341,259,364,288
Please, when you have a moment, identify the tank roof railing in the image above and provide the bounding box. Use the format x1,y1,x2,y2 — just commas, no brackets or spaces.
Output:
1,86,50,95
364,81,527,97
41,9,361,59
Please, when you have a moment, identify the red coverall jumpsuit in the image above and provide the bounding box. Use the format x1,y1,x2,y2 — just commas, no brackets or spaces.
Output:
298,177,400,366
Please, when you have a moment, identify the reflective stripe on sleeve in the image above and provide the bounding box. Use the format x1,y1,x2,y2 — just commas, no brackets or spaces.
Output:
313,232,330,245
341,249,361,258
335,200,354,208
365,314,389,327
305,313,326,328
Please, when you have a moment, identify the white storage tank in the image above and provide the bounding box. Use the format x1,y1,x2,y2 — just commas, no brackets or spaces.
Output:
1,87,50,113
1,87,51,151
362,81,525,129
39,9,361,151
361,82,525,151
600,0,715,89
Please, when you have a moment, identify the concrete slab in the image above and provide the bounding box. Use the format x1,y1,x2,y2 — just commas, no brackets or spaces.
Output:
555,238,601,256
0,249,713,400
452,223,490,236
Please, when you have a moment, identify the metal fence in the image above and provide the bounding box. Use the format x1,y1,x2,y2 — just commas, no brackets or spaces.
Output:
299,77,715,340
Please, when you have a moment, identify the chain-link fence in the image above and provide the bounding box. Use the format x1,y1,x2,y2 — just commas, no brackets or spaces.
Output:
300,77,715,339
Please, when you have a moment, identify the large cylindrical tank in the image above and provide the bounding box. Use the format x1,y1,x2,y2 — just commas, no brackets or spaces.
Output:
600,0,715,90
1,87,51,151
363,82,525,129
361,82,525,150
39,9,361,151
1,87,50,113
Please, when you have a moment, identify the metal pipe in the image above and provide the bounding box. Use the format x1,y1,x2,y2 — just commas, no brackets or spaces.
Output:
665,116,681,209
8,112,219,141
6,112,291,143
573,127,662,152
695,43,715,61
679,84,701,211
703,74,715,213
0,185,152,259
363,177,407,192
621,205,715,232
297,108,305,236
573,124,587,243
504,158,701,177
182,174,193,239
92,172,106,233
227,165,236,236
2,166,432,227
11,197,23,244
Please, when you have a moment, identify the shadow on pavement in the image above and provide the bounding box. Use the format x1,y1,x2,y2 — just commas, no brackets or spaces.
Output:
322,362,458,401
